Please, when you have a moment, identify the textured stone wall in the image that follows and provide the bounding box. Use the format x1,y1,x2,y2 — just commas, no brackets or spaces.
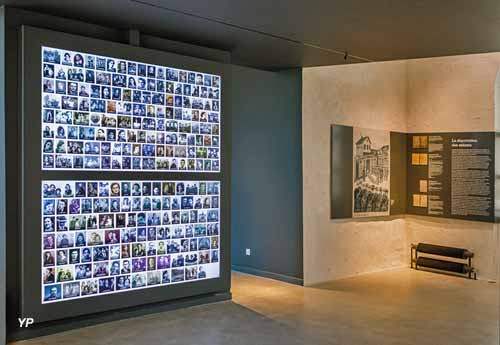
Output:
406,53,500,282
405,216,498,280
302,61,409,285
407,53,500,133
303,53,500,285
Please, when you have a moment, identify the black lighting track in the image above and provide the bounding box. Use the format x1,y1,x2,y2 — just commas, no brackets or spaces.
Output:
130,0,373,63
132,0,303,44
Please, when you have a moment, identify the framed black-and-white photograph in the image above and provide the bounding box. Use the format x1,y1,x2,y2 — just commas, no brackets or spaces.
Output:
352,127,390,217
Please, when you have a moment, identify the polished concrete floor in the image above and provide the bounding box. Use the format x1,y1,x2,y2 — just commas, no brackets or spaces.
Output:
12,269,499,345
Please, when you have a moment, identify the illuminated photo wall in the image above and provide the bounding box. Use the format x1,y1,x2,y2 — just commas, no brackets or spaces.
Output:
41,47,221,172
41,180,220,303
19,26,228,322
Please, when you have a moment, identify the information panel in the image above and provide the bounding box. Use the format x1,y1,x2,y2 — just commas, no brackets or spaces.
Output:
331,124,495,222
407,132,495,222
41,180,220,303
41,47,221,172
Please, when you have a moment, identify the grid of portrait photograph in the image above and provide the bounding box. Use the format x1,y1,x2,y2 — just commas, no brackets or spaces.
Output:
41,180,220,303
41,47,221,172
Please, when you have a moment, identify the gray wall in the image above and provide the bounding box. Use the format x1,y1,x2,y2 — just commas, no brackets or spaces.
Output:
231,66,303,284
302,62,408,285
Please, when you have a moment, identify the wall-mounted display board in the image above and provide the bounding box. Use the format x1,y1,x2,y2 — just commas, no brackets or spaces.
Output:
330,125,407,219
41,180,220,303
407,132,495,222
331,125,495,222
19,26,230,324
41,46,221,172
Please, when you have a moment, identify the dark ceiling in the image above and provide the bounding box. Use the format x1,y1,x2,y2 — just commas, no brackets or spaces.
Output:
2,0,500,69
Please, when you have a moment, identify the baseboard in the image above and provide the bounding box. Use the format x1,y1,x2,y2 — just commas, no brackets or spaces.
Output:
232,265,303,286
304,265,408,287
8,291,231,342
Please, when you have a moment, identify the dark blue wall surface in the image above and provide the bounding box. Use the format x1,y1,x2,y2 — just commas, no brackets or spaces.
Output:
0,8,5,345
231,66,303,284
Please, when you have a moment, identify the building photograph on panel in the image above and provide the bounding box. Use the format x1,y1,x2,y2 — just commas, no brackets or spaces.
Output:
0,2,499,345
